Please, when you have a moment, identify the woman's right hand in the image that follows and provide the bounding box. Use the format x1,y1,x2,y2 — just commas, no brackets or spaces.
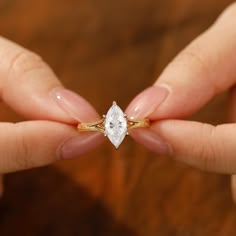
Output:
0,36,104,195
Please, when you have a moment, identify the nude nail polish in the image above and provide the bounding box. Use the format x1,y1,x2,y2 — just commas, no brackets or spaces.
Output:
59,133,103,159
126,85,170,119
51,87,100,122
131,128,172,156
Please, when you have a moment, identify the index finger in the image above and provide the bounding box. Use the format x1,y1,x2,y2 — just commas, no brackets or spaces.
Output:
126,3,236,120
0,37,99,123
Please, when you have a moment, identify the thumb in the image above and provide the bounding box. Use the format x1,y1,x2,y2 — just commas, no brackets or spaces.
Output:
0,121,103,174
131,120,236,174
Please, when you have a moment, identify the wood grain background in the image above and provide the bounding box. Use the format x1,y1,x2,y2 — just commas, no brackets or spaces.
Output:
0,0,235,235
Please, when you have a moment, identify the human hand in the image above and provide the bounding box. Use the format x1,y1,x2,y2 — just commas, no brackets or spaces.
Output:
0,37,104,195
126,3,236,200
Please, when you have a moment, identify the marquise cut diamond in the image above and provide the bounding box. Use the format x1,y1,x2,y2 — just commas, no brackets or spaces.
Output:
104,102,127,149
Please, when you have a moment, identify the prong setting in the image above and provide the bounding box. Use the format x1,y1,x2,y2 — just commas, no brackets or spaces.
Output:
77,101,150,149
104,101,127,149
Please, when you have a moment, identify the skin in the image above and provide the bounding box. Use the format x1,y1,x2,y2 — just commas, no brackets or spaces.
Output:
0,37,104,194
1,3,236,201
126,2,236,201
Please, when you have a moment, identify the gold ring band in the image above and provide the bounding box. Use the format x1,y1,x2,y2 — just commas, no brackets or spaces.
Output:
77,101,150,148
77,117,150,133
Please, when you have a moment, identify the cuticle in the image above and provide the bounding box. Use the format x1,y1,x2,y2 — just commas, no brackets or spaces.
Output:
56,135,78,160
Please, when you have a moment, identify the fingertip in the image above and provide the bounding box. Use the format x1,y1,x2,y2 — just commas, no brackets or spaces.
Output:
59,132,105,160
129,127,172,156
125,85,170,120
50,87,101,123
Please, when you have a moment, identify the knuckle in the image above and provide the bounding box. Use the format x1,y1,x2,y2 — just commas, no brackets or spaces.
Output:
219,3,236,22
8,50,46,79
14,126,33,170
197,124,220,171
177,45,209,77
171,45,220,93
169,42,209,82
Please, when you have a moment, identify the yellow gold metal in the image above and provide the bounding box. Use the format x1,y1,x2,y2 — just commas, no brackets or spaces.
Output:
77,117,150,133
127,118,150,130
77,118,105,133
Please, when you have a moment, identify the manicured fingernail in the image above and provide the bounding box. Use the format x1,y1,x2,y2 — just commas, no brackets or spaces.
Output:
126,85,170,119
51,88,100,122
59,133,103,159
131,129,172,156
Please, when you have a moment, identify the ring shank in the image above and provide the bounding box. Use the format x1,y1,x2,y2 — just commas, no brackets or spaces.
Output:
127,118,150,130
77,118,150,133
77,119,105,133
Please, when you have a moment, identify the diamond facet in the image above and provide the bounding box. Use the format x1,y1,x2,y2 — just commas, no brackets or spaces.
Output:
104,102,127,149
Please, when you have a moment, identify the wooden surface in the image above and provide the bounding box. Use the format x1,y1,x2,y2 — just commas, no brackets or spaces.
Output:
0,0,235,235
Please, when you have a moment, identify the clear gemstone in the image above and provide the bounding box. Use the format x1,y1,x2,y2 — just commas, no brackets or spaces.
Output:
104,102,127,148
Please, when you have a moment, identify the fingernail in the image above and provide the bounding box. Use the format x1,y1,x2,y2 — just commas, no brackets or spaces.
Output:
51,88,100,122
59,133,103,159
131,129,172,156
126,85,170,119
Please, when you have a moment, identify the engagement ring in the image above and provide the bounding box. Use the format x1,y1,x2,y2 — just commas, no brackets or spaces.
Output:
77,101,150,148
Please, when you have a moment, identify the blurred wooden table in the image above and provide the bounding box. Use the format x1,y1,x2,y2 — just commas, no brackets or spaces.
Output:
0,0,235,235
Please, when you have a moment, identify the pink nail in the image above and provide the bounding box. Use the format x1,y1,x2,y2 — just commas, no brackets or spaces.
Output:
126,85,170,119
59,133,103,159
130,129,172,155
51,88,100,122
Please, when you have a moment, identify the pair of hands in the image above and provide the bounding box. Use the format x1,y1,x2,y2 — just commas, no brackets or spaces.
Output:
0,4,236,198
